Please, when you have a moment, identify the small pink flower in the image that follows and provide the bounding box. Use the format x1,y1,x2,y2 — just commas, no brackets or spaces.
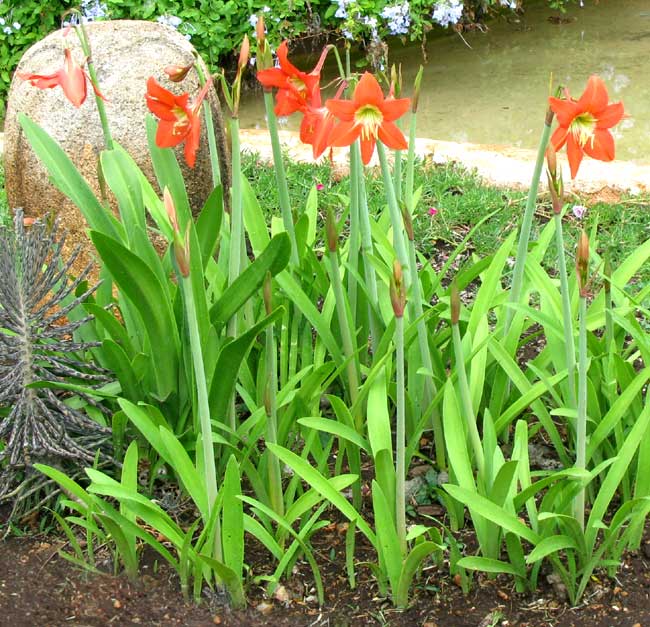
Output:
428,207,438,216
316,183,325,191
572,204,587,219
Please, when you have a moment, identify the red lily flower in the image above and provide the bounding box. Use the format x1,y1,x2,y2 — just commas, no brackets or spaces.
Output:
18,48,104,108
325,72,410,165
300,83,346,160
256,41,328,115
145,76,211,168
549,75,624,179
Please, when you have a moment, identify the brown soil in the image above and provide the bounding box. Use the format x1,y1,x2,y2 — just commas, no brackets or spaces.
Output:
3,524,650,627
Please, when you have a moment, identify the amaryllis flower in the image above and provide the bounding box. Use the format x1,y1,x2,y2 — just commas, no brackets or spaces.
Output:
549,75,624,179
325,72,410,165
256,40,328,115
145,76,211,168
18,48,104,108
299,83,345,159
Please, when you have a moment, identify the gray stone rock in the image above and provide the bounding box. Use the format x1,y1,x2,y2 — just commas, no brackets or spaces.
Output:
4,20,228,271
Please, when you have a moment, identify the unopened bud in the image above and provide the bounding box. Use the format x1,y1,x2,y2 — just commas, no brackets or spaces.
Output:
326,208,338,253
256,14,266,44
263,271,273,315
412,65,423,113
164,187,180,234
164,62,194,82
238,35,250,73
390,64,402,98
576,230,590,296
390,259,406,318
174,227,191,279
399,200,414,241
546,144,557,180
450,280,460,325
546,170,564,215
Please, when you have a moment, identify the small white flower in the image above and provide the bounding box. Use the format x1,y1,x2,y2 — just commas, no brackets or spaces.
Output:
2,25,11,34
249,55,256,67
249,14,258,29
0,17,6,26
157,14,182,29
12,21,21,30
432,0,463,27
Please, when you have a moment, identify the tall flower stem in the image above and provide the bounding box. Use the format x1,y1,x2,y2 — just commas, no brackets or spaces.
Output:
263,91,299,267
326,212,360,423
263,275,284,518
395,312,407,554
347,134,361,329
354,143,382,354
405,112,418,212
180,275,221,560
504,109,554,334
73,21,112,150
451,284,485,476
194,61,221,189
574,293,588,529
406,233,445,469
553,212,577,408
377,142,409,280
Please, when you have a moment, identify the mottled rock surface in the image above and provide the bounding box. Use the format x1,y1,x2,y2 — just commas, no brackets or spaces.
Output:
4,20,227,270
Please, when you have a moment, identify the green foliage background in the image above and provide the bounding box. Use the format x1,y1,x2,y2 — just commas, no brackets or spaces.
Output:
0,0,577,120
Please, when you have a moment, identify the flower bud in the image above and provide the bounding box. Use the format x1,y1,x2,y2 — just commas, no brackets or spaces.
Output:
173,226,191,278
263,271,273,315
389,64,402,98
546,170,564,215
399,200,414,241
546,144,557,180
450,280,460,325
238,35,250,73
390,260,406,318
164,62,194,83
576,230,590,296
164,187,180,234
256,14,266,44
326,208,338,253
411,65,423,113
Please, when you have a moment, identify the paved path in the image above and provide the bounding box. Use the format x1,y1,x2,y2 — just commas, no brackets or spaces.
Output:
4,129,649,196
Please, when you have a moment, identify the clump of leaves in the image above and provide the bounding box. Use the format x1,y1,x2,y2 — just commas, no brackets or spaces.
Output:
0,211,113,527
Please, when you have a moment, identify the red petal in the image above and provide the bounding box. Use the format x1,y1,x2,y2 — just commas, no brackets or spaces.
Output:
276,40,303,81
354,72,384,107
380,97,410,122
550,126,569,151
328,119,360,147
313,117,335,159
576,75,609,114
359,137,376,165
325,98,356,121
549,97,579,128
60,50,87,107
582,128,615,162
274,88,304,116
377,120,407,151
155,120,187,148
18,71,61,89
256,67,288,90
184,119,201,168
566,134,584,179
596,101,624,129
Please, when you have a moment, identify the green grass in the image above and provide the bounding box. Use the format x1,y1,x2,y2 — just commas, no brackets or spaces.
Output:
242,152,650,283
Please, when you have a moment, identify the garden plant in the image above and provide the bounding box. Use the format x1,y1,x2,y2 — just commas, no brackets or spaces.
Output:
2,3,650,625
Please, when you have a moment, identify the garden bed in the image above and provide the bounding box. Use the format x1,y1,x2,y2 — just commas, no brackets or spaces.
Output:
3,527,650,627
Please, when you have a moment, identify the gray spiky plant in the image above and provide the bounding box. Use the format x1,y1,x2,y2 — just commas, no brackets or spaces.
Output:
0,210,113,524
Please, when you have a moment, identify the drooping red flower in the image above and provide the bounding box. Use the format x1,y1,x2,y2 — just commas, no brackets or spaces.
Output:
18,48,104,108
299,83,346,160
549,75,624,179
256,40,328,116
325,72,410,165
145,76,211,168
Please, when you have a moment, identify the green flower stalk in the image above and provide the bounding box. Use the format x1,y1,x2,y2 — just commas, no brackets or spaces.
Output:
326,209,360,423
505,106,554,333
547,146,576,408
354,142,382,354
574,230,590,530
401,204,445,469
165,189,221,560
451,280,485,477
347,135,361,328
405,66,423,213
256,23,300,267
263,273,284,517
391,65,403,203
390,260,408,555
